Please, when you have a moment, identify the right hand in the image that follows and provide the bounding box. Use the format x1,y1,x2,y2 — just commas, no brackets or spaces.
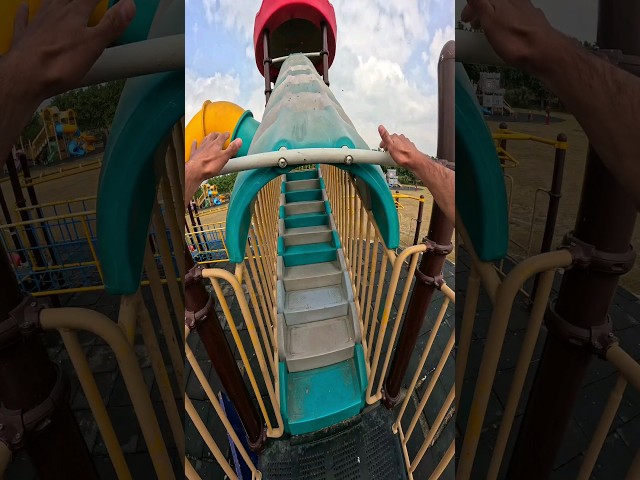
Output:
461,0,565,74
378,125,421,170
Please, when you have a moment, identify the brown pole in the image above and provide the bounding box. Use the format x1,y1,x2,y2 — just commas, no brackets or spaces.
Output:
413,195,425,246
0,237,98,479
184,250,266,451
321,22,330,86
383,41,456,407
507,3,638,477
0,183,23,257
498,121,508,170
263,31,272,104
530,133,567,301
187,202,205,251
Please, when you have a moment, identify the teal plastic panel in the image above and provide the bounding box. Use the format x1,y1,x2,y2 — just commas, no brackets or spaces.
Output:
96,1,184,294
284,213,329,229
455,63,508,261
284,189,323,203
231,110,260,157
225,54,398,263
279,345,367,435
282,242,337,267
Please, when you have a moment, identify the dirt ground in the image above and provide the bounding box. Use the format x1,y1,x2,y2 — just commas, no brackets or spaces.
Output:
486,111,640,294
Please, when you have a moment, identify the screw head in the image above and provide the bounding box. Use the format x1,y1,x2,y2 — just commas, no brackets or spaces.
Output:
14,432,22,441
278,158,287,168
30,302,37,307
345,155,353,165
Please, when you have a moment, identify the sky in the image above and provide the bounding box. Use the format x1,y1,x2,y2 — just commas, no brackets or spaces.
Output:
185,0,455,154
454,0,598,42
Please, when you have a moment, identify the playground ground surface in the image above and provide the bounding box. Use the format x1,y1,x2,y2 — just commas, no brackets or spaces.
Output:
486,109,640,295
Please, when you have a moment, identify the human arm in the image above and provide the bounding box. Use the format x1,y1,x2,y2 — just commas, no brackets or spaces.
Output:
462,0,640,208
0,0,135,165
378,125,455,225
184,132,242,207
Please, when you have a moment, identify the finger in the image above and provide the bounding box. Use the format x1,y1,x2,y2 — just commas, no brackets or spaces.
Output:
378,125,392,145
212,132,230,148
460,4,475,23
90,0,135,45
465,0,495,24
190,140,198,158
203,132,221,145
225,138,242,158
76,0,107,19
11,3,29,45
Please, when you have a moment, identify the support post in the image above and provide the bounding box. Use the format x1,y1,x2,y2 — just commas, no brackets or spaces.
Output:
413,195,425,246
0,183,23,257
184,250,266,451
383,41,456,407
0,239,98,479
263,31,272,104
321,22,330,86
507,3,639,476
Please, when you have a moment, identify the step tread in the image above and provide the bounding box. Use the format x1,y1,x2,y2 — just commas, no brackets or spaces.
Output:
283,224,332,235
286,358,362,425
284,260,341,281
284,241,336,256
285,284,346,313
286,315,355,361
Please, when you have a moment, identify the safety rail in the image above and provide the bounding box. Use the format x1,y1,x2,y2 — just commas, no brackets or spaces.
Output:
186,220,229,264
456,219,640,480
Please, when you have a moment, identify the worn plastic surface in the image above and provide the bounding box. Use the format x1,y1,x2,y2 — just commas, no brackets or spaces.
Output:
96,0,184,294
225,54,399,263
455,62,509,261
279,345,367,435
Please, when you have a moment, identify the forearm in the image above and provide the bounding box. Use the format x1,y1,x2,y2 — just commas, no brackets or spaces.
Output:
413,152,456,226
533,35,640,207
184,162,201,208
0,53,40,165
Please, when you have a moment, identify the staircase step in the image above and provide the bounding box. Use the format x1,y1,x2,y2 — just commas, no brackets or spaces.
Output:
284,178,321,191
283,200,325,216
279,345,368,435
285,189,323,203
286,169,318,182
282,260,342,290
280,241,337,267
283,213,329,229
283,225,332,246
283,283,348,325
284,315,355,372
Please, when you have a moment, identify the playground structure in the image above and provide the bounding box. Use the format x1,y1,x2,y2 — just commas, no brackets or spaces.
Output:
473,71,514,116
183,1,456,478
40,106,99,160
194,182,228,208
0,0,185,479
456,6,640,479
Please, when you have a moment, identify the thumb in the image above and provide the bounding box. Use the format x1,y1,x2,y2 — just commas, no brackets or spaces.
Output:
92,0,136,45
225,138,243,158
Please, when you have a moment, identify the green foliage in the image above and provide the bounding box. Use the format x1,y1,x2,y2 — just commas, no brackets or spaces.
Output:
49,80,126,132
21,113,43,143
209,173,238,193
380,165,422,186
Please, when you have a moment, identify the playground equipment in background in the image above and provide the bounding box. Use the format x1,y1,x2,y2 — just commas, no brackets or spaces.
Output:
194,182,229,208
40,107,99,160
473,71,514,116
182,0,456,477
386,168,402,188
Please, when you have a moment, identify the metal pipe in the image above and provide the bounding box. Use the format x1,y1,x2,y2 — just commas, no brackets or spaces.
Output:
263,31,272,104
80,34,184,87
271,52,322,65
507,3,639,476
220,147,398,175
455,30,506,66
321,22,330,86
412,195,425,245
40,308,175,479
383,40,456,406
184,251,265,450
531,133,567,301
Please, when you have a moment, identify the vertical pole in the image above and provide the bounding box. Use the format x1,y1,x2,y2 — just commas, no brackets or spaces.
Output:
0,183,23,257
184,250,266,451
383,41,456,407
263,31,272,104
507,3,639,477
498,122,508,170
321,22,330,86
0,238,98,478
412,195,425,246
187,202,205,251
530,133,567,301
5,154,47,269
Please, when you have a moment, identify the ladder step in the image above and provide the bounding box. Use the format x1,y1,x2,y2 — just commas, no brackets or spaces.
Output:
283,200,325,216
285,189,323,203
282,260,342,290
283,283,348,325
286,169,318,182
284,178,321,191
284,315,355,372
281,241,337,267
283,227,332,247
283,213,329,229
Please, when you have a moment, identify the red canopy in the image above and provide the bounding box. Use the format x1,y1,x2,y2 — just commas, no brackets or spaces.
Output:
254,0,337,82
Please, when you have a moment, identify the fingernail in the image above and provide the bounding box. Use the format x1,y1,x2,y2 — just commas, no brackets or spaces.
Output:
120,0,136,22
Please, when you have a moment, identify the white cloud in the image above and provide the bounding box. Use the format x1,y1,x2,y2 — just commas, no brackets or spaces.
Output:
185,69,242,121
427,26,455,81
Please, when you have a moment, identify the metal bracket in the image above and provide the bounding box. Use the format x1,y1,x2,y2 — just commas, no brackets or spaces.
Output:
0,365,68,452
422,238,454,257
415,269,444,288
562,231,636,275
185,294,214,330
545,300,618,359
184,263,204,288
0,296,47,350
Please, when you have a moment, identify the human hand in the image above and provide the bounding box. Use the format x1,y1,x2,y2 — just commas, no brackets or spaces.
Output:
460,0,566,74
378,125,422,171
184,132,242,206
7,0,136,104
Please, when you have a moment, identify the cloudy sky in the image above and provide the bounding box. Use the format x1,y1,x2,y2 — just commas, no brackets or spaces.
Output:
454,0,598,42
185,0,454,154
